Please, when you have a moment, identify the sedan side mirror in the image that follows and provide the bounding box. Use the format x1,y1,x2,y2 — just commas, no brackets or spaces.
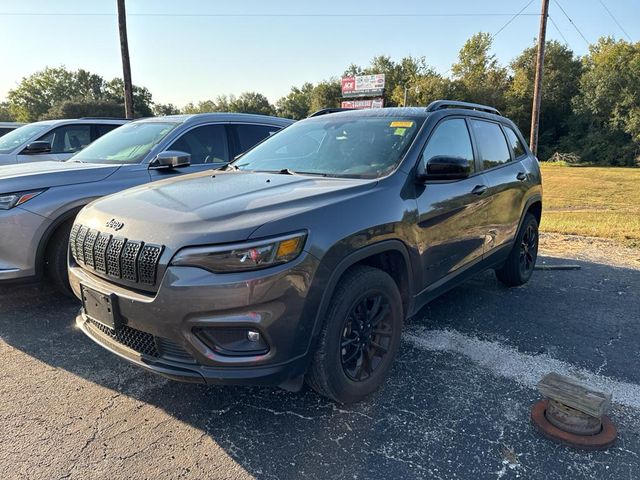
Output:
418,155,472,181
149,150,191,169
23,141,52,154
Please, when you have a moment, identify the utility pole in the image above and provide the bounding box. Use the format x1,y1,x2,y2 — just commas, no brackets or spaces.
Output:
117,0,134,119
403,86,408,107
529,0,549,156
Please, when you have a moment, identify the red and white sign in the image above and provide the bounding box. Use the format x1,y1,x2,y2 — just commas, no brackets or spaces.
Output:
341,98,384,109
341,74,385,97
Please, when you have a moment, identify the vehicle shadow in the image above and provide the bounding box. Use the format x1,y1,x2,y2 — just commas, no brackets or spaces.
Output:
1,254,638,478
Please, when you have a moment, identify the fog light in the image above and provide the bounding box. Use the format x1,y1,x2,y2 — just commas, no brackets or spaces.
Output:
247,330,260,342
193,327,269,356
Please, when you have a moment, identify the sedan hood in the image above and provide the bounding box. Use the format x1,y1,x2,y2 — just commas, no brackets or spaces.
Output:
79,170,376,247
0,161,119,193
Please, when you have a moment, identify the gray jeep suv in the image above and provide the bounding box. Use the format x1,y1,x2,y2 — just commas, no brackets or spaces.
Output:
0,113,292,292
69,101,542,403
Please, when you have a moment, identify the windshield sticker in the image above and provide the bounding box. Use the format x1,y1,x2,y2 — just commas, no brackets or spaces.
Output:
394,128,407,136
390,121,414,128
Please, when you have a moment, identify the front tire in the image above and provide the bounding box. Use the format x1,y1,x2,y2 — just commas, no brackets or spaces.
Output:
45,220,74,297
306,265,403,404
495,213,539,287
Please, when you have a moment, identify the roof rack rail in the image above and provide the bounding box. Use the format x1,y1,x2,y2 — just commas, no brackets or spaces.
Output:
79,117,130,120
308,108,355,118
425,100,501,116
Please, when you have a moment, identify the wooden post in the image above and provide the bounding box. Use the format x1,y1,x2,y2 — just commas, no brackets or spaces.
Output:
529,0,549,156
117,0,135,119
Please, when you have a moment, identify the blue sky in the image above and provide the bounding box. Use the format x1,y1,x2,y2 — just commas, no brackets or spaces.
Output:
0,0,638,106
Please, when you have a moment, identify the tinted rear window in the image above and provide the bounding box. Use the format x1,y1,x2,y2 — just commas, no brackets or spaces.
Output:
470,120,511,170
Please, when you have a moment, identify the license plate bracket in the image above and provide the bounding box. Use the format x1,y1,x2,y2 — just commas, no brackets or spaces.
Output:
81,285,120,330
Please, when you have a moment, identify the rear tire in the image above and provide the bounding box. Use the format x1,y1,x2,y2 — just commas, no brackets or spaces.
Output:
45,220,74,297
306,265,403,404
495,213,539,287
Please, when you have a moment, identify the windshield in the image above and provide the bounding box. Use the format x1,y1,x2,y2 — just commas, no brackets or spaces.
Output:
0,124,48,154
71,121,179,164
234,116,422,179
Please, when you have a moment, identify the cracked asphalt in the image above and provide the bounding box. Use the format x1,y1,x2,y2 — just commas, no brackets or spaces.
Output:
1,248,639,479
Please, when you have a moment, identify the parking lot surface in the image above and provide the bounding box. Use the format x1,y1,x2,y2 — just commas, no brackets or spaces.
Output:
1,240,639,479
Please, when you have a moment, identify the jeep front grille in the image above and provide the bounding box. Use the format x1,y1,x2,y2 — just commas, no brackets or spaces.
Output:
70,224,164,286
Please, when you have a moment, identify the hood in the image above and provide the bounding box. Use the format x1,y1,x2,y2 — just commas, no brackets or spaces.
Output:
0,161,119,193
78,170,376,247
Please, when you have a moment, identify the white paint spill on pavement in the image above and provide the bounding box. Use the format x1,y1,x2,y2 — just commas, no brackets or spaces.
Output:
405,327,640,410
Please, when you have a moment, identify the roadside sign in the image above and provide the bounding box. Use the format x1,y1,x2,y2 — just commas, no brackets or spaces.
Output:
341,98,384,109
341,74,385,98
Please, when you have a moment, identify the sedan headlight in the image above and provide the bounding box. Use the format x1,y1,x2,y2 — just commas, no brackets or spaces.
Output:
170,231,307,273
0,190,45,210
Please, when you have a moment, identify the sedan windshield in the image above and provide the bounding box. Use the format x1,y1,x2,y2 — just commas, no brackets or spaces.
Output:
70,121,178,164
234,116,422,179
0,124,48,154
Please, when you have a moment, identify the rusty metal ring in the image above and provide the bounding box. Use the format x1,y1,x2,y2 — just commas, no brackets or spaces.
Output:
530,399,617,450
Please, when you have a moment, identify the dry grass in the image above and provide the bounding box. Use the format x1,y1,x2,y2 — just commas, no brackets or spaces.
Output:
540,164,640,247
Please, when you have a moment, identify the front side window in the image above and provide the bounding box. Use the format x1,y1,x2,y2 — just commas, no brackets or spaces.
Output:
422,118,475,174
71,121,179,164
169,124,228,164
39,124,92,154
470,119,511,170
235,116,422,179
504,126,526,158
0,124,48,153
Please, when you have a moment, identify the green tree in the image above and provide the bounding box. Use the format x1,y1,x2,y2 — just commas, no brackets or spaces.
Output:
0,102,14,121
182,99,218,113
103,78,154,117
505,40,582,159
451,32,509,109
570,37,640,165
6,66,155,121
276,82,314,119
41,100,125,120
152,102,181,116
309,79,342,112
228,92,276,116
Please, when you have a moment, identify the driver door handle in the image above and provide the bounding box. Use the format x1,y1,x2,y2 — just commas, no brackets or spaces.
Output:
471,185,488,195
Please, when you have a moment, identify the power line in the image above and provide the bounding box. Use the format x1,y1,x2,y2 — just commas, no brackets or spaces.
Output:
0,12,544,18
552,0,590,46
492,0,536,39
598,0,632,42
549,15,569,45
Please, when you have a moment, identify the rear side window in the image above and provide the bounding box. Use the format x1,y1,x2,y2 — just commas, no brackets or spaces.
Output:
422,118,475,174
470,119,511,170
94,124,121,139
38,124,92,154
0,127,13,137
504,126,526,158
169,124,228,164
234,124,280,154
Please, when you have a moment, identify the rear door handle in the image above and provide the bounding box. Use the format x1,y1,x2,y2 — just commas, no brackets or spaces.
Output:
471,185,488,195
516,172,528,181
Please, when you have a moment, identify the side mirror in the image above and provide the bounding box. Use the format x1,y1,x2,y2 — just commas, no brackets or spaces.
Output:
418,155,472,181
149,150,191,169
23,141,52,154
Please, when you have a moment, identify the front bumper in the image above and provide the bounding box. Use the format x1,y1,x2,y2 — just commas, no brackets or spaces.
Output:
69,252,323,387
0,206,51,281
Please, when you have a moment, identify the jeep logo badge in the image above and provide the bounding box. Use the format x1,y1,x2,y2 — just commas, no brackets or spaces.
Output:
106,218,124,231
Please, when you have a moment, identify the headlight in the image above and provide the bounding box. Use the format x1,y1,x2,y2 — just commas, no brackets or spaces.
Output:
0,190,45,210
170,231,307,273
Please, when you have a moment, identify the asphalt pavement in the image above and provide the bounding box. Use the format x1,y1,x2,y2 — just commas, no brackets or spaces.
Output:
1,251,639,479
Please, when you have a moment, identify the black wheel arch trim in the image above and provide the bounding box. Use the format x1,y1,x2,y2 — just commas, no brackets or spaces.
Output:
518,194,542,232
309,239,414,343
35,206,85,278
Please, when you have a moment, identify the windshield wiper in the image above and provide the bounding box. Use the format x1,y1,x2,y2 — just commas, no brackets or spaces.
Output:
221,163,239,171
277,168,297,175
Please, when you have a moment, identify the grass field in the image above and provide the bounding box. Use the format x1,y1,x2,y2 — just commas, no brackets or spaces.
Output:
540,164,640,247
